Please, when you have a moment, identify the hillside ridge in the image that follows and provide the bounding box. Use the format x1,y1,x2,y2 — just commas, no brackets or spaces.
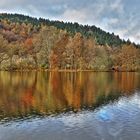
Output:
0,13,138,47
0,13,139,71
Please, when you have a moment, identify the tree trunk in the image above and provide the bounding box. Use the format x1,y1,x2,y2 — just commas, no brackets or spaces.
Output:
10,57,12,70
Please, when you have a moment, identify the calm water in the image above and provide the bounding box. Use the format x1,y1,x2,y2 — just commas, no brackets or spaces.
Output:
0,72,140,140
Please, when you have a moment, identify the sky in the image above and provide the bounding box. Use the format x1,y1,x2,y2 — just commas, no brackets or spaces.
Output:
0,0,140,43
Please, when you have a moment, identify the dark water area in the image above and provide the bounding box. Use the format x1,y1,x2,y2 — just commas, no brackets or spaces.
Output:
0,72,140,140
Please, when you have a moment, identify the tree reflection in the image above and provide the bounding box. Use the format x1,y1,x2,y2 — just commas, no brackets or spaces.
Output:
0,72,140,121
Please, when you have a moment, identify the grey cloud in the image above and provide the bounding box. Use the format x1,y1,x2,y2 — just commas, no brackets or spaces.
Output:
0,0,140,43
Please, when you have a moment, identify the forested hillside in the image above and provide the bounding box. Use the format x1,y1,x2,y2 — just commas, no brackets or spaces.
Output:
0,13,140,71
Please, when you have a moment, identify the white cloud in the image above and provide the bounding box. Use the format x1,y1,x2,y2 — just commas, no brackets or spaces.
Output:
0,0,140,43
60,9,88,23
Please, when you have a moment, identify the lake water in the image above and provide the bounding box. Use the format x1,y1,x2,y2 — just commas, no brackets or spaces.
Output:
0,72,140,140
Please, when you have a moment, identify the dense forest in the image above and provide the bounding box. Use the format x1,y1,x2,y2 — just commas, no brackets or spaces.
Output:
0,13,140,71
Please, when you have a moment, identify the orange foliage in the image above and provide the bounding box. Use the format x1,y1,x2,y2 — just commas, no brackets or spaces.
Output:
24,38,33,48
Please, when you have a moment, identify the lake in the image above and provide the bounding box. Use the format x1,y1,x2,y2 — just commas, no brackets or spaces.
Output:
0,72,140,140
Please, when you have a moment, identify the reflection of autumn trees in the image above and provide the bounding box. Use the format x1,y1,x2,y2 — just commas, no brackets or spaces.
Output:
21,72,37,107
0,72,140,120
114,72,139,94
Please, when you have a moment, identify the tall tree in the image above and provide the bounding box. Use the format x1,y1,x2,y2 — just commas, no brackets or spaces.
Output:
0,35,8,69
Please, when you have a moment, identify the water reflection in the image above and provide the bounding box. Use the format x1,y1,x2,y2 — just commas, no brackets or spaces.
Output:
0,93,140,140
0,72,140,121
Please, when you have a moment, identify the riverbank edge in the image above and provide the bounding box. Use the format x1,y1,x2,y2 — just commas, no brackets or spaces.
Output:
0,69,139,72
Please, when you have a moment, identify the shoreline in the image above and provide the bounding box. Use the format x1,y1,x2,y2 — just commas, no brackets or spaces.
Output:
0,69,138,72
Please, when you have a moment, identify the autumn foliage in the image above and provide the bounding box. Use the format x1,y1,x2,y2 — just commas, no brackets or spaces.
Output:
0,13,140,71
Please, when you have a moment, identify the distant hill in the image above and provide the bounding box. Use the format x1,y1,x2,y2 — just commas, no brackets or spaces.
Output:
1,13,139,47
0,13,139,71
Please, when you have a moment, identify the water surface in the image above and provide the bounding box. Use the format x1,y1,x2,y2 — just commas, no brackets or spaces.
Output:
0,72,140,140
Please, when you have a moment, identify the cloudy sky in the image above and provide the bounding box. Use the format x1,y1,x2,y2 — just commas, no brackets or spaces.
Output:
0,0,140,43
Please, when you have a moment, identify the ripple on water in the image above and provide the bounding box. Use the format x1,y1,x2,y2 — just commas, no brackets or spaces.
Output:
0,93,140,140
